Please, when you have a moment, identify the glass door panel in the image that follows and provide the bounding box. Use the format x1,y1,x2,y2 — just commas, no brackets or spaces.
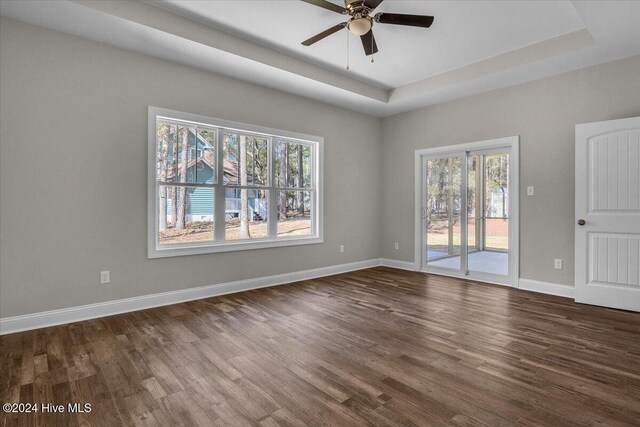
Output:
466,152,510,276
425,156,462,270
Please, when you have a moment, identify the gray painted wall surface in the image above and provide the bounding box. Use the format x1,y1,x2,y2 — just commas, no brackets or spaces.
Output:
0,18,382,317
381,55,640,285
1,16,639,317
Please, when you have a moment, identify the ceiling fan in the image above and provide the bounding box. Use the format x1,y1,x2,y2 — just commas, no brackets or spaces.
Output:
301,0,434,56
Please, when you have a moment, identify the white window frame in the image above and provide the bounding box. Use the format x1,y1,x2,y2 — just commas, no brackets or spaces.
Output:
148,106,324,258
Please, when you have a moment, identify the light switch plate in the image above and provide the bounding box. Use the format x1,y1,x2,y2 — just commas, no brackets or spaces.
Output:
527,186,535,196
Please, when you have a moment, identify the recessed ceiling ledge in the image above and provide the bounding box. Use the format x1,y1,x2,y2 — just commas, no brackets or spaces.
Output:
389,27,595,103
70,0,389,103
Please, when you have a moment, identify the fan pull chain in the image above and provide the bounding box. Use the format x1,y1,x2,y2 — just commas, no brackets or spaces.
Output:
346,29,350,70
371,30,374,63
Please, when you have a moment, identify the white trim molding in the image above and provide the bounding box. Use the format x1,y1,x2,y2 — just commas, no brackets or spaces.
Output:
380,258,417,271
0,259,378,335
0,260,581,335
518,278,574,299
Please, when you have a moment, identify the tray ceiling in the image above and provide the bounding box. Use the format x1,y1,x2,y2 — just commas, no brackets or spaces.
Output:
156,0,586,89
1,0,639,117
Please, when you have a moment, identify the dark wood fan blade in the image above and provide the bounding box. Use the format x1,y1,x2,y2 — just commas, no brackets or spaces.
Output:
360,30,378,56
364,0,384,10
376,13,434,28
300,0,347,14
302,23,346,46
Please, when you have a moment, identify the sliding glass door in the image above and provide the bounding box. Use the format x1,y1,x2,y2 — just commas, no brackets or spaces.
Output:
420,142,517,286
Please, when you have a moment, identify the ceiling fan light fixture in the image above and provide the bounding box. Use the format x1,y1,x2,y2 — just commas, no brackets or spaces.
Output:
348,17,371,36
301,0,435,57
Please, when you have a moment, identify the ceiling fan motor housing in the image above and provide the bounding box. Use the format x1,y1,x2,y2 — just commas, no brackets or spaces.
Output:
345,0,371,16
345,0,366,9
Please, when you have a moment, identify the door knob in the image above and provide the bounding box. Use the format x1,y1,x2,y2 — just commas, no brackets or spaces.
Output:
577,219,586,226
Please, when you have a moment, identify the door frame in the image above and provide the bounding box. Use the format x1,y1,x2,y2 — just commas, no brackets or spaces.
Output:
414,136,520,287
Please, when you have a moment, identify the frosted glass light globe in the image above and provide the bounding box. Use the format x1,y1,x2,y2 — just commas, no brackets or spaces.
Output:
348,18,372,36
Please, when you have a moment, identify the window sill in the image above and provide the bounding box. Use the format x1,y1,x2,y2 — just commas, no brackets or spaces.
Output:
148,236,323,259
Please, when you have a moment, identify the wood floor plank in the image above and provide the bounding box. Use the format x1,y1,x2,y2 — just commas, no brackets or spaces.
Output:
2,267,640,426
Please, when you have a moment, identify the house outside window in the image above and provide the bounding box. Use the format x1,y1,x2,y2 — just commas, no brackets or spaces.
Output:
148,107,323,258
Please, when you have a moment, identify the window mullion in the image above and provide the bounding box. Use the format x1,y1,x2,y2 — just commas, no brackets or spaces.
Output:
158,182,215,188
194,125,199,184
275,187,315,192
214,129,225,241
268,136,277,238
251,137,256,186
224,185,268,190
312,143,318,236
310,189,316,237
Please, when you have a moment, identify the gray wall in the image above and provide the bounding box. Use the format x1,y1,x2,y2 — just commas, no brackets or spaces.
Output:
381,55,640,285
0,18,382,317
2,17,639,319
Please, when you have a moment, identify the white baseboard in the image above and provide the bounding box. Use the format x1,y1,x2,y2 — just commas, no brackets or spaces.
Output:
380,258,417,271
518,278,574,298
0,260,578,335
0,259,380,335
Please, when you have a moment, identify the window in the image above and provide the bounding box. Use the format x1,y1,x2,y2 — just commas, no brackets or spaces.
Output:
148,107,323,258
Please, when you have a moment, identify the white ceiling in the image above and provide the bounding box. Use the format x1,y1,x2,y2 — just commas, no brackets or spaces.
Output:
156,0,586,89
1,0,639,117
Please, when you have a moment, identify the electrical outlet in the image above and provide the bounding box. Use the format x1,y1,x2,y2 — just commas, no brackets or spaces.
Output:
339,245,344,253
527,186,535,196
554,259,563,270
394,242,399,250
100,271,110,284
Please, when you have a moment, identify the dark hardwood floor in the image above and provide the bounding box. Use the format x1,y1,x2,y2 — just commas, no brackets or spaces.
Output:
2,267,640,426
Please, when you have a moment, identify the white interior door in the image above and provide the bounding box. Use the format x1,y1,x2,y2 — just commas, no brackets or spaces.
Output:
575,117,640,311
